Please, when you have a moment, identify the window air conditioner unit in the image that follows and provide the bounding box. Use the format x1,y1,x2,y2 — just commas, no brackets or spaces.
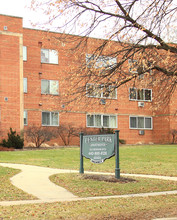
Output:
138,102,144,107
139,130,145,135
100,99,106,105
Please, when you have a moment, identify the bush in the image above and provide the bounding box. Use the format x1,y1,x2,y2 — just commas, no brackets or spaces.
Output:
170,129,177,144
57,124,79,146
99,127,114,134
99,127,126,144
0,128,24,149
119,139,126,144
25,125,57,148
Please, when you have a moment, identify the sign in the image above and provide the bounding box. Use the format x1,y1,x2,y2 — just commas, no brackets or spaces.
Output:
82,134,115,163
79,131,120,179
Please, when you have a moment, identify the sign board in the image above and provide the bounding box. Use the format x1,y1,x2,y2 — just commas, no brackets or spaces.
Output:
80,131,120,179
82,134,115,163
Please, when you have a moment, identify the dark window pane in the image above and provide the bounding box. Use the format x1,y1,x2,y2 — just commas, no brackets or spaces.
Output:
137,89,144,100
145,90,151,101
138,117,144,128
145,118,152,129
87,115,94,126
42,112,50,125
103,115,109,127
130,117,137,128
130,88,137,100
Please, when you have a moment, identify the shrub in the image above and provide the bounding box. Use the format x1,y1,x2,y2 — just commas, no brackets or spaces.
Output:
57,125,126,146
99,127,126,144
170,129,177,144
119,139,126,144
0,128,24,149
99,127,114,134
57,124,79,146
25,125,57,148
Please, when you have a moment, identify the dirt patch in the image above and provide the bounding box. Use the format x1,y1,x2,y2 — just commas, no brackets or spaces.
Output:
81,174,137,183
0,146,14,151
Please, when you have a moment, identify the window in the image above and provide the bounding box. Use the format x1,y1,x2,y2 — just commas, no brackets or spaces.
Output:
128,59,144,79
41,80,59,95
41,49,58,64
87,114,117,128
24,110,28,125
23,46,27,61
128,59,138,73
129,88,152,101
86,54,117,69
42,112,59,126
23,78,27,93
102,85,117,99
130,116,152,129
86,84,102,98
86,84,117,99
129,59,152,78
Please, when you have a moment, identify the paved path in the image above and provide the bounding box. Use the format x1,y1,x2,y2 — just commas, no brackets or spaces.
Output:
0,163,177,206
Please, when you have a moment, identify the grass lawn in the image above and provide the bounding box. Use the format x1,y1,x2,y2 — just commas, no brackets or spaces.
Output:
0,167,37,201
0,144,176,219
50,173,177,197
0,145,176,176
0,195,176,219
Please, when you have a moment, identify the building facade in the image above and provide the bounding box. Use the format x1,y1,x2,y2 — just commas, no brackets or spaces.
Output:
0,14,176,145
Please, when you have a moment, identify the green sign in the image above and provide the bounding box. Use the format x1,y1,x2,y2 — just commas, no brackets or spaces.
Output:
82,134,115,163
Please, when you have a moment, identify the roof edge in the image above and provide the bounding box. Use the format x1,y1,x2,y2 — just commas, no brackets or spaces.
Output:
0,13,23,19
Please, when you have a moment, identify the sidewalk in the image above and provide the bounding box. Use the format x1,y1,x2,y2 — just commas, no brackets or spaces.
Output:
0,163,177,206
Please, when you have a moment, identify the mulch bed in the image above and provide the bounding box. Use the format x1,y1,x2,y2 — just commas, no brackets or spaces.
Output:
81,174,137,183
0,146,14,151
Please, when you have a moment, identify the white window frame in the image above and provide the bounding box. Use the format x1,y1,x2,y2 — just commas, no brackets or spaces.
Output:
86,54,117,69
41,79,59,95
129,116,153,130
24,110,28,125
86,114,117,128
23,46,27,61
41,49,58,64
42,111,59,126
129,59,153,76
129,88,152,101
86,83,117,100
23,78,27,93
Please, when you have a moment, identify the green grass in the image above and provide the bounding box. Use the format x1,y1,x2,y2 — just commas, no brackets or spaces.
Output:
50,173,177,197
0,145,177,219
0,167,37,201
0,145,176,176
0,195,176,219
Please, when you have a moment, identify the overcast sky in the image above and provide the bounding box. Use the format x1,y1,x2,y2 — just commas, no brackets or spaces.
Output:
0,0,37,28
0,0,24,17
0,0,176,42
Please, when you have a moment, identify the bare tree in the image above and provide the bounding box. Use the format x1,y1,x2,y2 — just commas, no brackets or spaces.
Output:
30,0,177,107
25,125,57,148
57,124,79,146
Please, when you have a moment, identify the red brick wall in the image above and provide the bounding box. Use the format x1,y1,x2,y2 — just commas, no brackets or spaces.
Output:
0,33,22,138
0,14,176,146
0,14,23,33
22,28,156,145
169,87,177,143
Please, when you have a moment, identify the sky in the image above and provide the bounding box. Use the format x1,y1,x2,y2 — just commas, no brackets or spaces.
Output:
0,0,37,28
0,0,24,17
0,0,111,38
0,0,176,42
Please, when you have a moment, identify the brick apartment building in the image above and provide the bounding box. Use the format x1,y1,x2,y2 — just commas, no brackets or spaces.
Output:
0,14,176,145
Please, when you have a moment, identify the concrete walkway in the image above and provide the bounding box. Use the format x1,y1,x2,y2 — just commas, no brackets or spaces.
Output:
0,163,177,206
